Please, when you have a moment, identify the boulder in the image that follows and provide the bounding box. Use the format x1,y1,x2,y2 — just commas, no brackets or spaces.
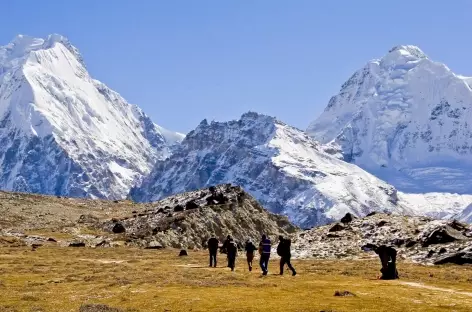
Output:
329,223,345,232
340,213,355,224
434,252,472,265
77,214,99,224
186,201,199,210
377,220,388,227
179,249,188,256
145,241,163,249
174,205,184,212
448,220,469,232
47,237,57,242
422,225,468,247
112,223,126,234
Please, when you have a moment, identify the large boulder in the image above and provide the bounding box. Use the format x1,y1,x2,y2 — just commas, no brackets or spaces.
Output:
329,223,345,232
434,252,472,265
422,225,468,247
340,213,355,224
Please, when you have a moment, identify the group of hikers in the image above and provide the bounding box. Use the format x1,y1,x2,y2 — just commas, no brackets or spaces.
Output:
207,234,399,280
207,234,296,276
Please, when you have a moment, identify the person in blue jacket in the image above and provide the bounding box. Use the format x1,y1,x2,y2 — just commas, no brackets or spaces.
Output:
258,234,271,275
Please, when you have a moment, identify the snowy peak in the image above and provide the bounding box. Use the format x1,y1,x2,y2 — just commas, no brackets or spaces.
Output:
307,45,472,194
0,34,85,71
0,34,183,199
387,45,428,60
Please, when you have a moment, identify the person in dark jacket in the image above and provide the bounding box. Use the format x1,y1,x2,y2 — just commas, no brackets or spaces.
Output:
222,235,232,267
245,239,257,271
207,234,219,268
362,244,399,280
227,238,238,271
259,234,271,275
277,235,296,276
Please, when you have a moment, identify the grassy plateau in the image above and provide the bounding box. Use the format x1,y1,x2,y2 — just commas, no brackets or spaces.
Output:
0,245,472,312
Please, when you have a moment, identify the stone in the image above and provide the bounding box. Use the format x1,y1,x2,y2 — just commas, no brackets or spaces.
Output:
434,252,472,265
405,239,417,248
79,304,123,312
174,205,184,212
366,212,377,217
69,242,86,247
179,249,188,256
112,223,126,234
145,241,163,249
334,290,356,297
340,213,355,224
448,219,469,232
77,214,99,224
329,223,345,232
422,225,468,247
377,220,388,227
47,237,57,242
185,201,199,210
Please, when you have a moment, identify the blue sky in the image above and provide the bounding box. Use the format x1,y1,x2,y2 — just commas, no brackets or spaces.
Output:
2,1,472,133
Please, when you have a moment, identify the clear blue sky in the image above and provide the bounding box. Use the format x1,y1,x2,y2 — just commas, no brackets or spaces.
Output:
2,1,472,133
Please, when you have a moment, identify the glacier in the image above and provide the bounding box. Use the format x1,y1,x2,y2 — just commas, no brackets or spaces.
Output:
0,34,183,199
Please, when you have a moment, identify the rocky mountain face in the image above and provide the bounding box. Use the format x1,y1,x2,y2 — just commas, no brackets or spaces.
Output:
0,34,183,199
130,112,472,228
291,212,472,265
104,184,297,249
307,45,472,194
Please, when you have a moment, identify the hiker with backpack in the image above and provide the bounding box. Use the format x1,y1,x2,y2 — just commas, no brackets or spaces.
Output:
277,235,296,276
244,239,258,271
227,237,238,271
258,234,271,275
207,234,219,268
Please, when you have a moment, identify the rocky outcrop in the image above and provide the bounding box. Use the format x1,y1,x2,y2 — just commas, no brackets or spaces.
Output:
107,184,298,249
291,213,472,264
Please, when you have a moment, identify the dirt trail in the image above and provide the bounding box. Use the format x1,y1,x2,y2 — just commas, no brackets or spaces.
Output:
400,281,472,297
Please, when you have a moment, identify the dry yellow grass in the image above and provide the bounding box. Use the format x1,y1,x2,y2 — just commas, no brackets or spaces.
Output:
1,245,472,312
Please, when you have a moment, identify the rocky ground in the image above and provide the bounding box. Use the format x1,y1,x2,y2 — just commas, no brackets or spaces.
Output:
0,184,297,250
291,212,472,265
1,185,471,266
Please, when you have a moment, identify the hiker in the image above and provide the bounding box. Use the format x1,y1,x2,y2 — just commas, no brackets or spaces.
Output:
227,238,238,271
222,235,231,253
259,234,271,275
277,235,296,276
244,239,257,271
362,244,399,280
222,235,232,267
207,234,219,268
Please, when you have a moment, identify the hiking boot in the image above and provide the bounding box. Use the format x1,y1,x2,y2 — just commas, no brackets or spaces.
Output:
292,271,297,276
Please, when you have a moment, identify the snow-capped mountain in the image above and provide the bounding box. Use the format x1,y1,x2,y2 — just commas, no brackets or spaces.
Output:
0,34,183,199
130,112,472,227
307,45,472,194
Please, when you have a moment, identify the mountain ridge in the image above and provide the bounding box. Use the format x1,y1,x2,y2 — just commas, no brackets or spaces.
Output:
0,34,183,199
131,112,472,227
